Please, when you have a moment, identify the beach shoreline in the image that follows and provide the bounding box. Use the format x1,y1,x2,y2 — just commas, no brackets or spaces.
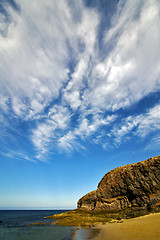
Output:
93,212,160,240
72,226,100,240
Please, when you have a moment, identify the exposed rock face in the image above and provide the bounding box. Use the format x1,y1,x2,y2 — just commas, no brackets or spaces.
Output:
78,156,160,211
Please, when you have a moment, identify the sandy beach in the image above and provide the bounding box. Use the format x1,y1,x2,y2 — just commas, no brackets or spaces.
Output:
94,212,160,240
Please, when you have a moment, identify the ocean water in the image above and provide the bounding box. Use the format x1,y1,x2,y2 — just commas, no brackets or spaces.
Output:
0,210,74,240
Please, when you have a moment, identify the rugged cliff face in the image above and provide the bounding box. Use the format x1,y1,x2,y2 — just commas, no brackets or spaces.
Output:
78,156,160,211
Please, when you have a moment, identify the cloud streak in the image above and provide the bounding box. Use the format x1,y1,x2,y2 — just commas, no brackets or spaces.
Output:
83,0,160,112
111,103,160,144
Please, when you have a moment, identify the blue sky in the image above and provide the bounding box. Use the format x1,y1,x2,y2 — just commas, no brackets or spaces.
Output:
0,0,160,209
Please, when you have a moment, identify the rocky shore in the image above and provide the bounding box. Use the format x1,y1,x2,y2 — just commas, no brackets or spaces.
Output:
47,155,160,227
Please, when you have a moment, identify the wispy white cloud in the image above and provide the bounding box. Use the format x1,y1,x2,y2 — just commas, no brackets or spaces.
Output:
0,150,37,163
58,131,78,153
137,104,160,137
83,0,160,111
32,105,71,157
145,136,160,151
0,0,160,160
111,103,160,145
0,0,75,118
0,94,9,112
74,114,117,139
62,6,100,111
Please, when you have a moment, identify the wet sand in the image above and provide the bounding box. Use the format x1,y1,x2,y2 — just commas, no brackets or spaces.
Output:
94,212,160,240
73,227,100,240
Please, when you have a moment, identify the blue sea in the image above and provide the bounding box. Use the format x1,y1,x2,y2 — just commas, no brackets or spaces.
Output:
0,210,98,240
0,210,75,240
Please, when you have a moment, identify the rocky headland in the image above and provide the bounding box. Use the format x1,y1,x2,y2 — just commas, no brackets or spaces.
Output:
78,155,160,211
47,156,160,226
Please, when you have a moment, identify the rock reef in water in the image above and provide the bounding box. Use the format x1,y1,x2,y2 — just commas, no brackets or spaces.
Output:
78,156,160,211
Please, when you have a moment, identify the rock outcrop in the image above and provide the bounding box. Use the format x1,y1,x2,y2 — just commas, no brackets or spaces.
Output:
78,156,160,211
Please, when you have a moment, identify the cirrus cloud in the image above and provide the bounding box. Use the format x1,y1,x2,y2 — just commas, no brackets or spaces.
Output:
0,0,160,161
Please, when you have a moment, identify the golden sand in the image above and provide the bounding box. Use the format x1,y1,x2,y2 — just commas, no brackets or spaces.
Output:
94,212,160,240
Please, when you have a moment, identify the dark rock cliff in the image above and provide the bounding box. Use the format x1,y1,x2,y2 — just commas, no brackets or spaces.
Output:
78,156,160,211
